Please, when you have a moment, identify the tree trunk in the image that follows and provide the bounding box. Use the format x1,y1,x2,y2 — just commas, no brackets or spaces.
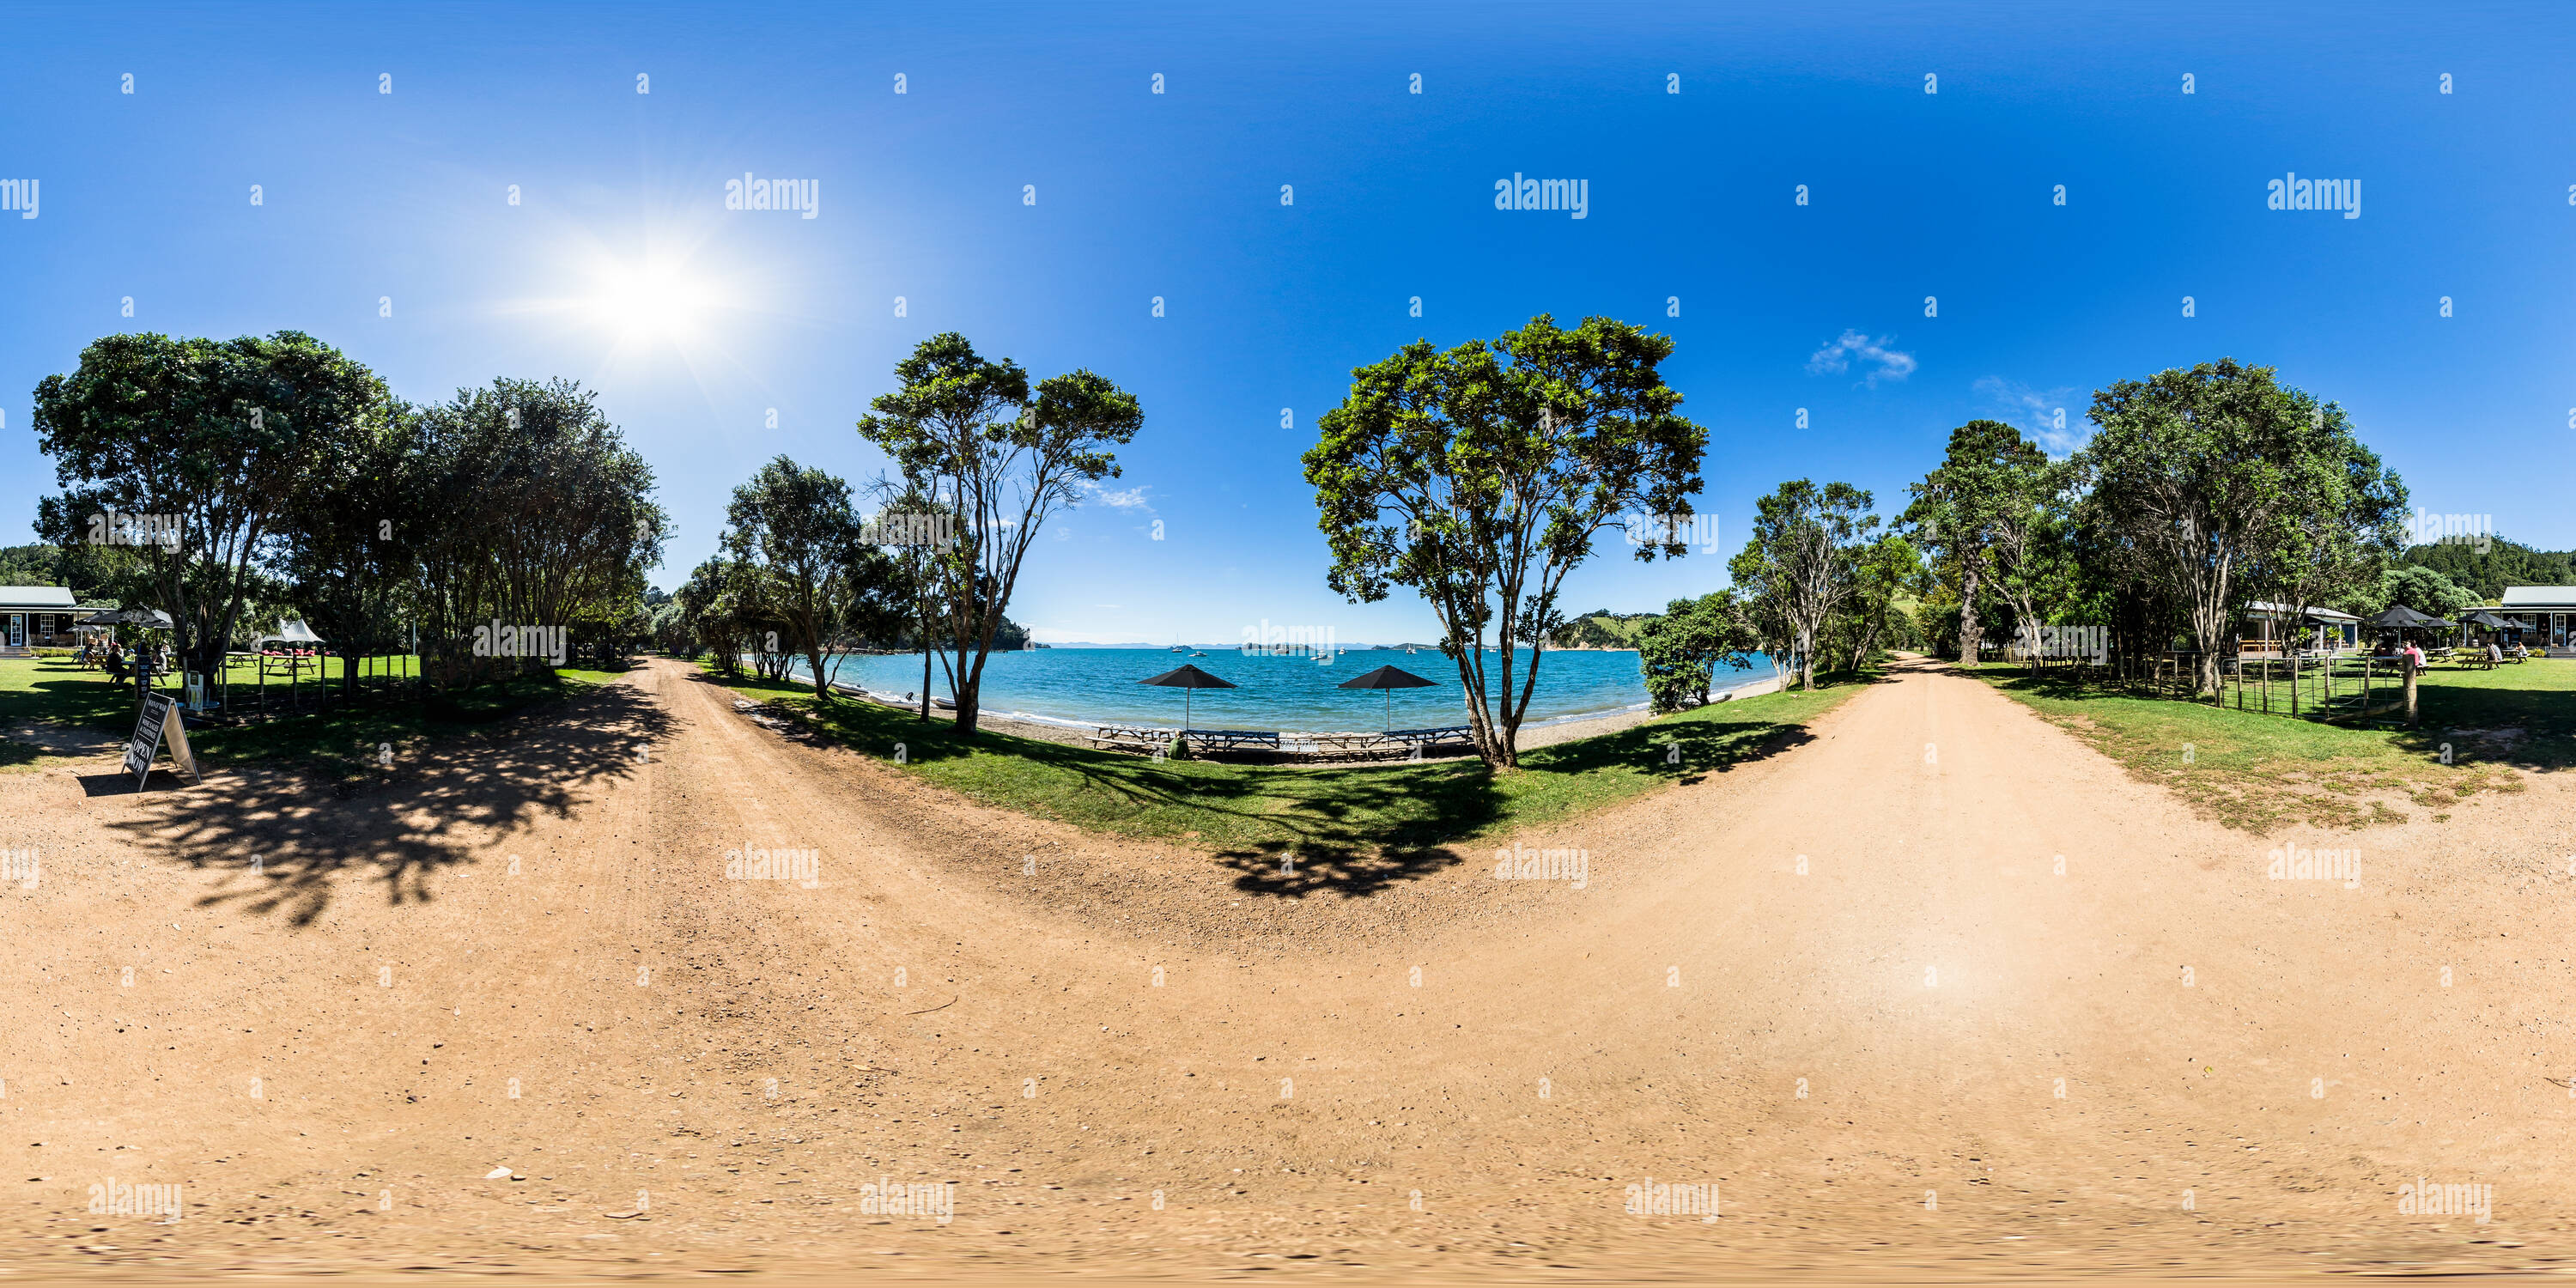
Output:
1958,563,1983,666
953,669,981,737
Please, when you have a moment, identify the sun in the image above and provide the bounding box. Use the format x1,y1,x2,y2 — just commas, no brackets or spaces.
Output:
589,259,714,340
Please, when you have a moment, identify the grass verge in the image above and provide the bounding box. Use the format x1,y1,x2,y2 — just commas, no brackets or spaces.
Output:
702,666,1868,857
0,654,622,775
1966,660,2573,831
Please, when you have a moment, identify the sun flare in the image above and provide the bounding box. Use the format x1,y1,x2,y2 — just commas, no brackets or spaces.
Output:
589,260,714,340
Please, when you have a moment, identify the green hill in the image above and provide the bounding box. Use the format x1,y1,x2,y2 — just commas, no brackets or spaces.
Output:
1549,609,1658,649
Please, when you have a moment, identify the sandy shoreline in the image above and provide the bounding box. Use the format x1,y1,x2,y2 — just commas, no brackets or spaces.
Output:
823,671,1787,764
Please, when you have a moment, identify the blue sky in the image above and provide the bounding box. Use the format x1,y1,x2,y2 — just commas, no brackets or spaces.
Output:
2,1,2569,643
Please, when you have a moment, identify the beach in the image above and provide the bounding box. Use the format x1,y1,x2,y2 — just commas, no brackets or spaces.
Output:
820,669,1789,764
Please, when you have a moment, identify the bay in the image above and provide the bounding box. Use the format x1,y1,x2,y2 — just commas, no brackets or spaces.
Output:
793,647,1782,732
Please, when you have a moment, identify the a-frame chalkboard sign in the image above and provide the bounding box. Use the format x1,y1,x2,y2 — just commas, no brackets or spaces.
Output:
123,690,201,789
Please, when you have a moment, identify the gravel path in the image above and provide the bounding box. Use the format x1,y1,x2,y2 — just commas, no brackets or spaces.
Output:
2,655,2567,1278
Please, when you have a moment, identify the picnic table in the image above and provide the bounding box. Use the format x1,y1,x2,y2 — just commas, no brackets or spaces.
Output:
1385,725,1475,754
1086,727,1282,756
1183,728,1283,754
1088,723,1477,760
1087,725,1176,753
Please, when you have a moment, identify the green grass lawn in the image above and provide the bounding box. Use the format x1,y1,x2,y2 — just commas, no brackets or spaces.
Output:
705,667,1868,862
1969,659,2573,832
0,653,623,775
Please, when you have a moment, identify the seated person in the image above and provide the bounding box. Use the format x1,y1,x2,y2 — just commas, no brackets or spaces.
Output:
2487,641,2505,665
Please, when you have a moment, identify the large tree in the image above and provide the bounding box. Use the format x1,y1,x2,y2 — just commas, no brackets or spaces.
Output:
2075,359,2391,696
1305,314,1706,768
1983,461,2078,671
409,379,664,692
1636,590,1760,713
1843,533,1923,671
2250,404,2409,648
856,334,1140,737
32,331,389,679
720,455,902,699
1728,480,1877,690
273,398,416,699
866,473,951,721
1902,420,2050,667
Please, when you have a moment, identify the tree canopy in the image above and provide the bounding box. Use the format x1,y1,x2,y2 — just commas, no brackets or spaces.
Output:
1303,313,1705,767
856,332,1139,736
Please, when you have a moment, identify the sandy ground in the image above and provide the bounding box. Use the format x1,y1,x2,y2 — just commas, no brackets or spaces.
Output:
1,655,2572,1283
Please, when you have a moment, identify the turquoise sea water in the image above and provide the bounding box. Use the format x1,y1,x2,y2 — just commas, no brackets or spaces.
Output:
794,647,1781,732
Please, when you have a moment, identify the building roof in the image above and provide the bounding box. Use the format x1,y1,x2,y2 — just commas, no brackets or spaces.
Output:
0,586,76,610
2500,586,2576,608
2246,600,2360,623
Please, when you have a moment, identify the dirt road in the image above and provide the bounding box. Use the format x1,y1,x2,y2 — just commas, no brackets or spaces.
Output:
3,655,2570,1280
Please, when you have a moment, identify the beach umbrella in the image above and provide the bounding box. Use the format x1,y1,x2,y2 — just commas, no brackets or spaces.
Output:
2459,609,2509,629
2364,604,2453,649
1138,663,1236,728
2364,605,2442,628
80,607,173,629
1337,663,1436,731
2365,605,2450,630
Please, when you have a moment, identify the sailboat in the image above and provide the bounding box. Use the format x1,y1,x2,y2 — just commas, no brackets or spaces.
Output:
1169,636,1186,653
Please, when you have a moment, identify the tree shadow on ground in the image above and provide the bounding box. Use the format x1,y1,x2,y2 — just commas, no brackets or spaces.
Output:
99,679,674,927
1214,840,1467,898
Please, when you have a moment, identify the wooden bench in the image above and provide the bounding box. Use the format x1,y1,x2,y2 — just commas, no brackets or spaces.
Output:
1183,728,1283,754
1086,725,1476,760
1384,725,1475,755
1297,731,1399,758
1087,725,1176,753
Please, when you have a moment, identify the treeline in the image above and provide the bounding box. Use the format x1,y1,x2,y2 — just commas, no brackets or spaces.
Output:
27,331,664,702
2398,537,2574,602
1646,358,2428,704
1637,487,1923,709
659,332,1139,732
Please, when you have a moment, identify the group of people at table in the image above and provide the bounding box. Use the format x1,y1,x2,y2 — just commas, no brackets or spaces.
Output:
77,639,329,691
78,637,167,689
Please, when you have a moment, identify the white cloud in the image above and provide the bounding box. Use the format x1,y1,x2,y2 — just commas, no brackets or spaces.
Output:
1082,481,1155,512
1972,376,2086,455
1805,330,1917,386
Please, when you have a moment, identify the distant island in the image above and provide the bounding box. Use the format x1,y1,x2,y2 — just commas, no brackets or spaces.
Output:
1026,621,1658,652
1546,610,1660,650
